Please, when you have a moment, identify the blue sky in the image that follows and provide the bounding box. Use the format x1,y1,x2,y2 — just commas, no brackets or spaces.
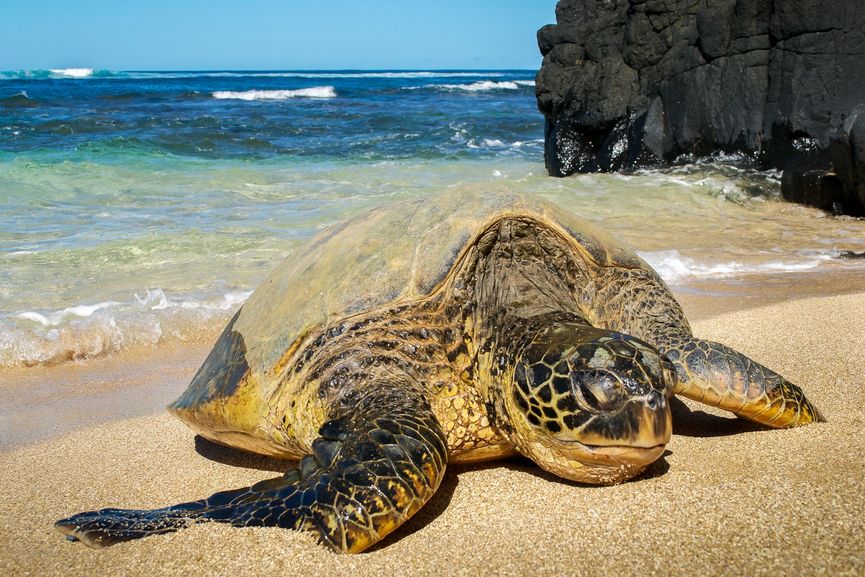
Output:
2,1,556,70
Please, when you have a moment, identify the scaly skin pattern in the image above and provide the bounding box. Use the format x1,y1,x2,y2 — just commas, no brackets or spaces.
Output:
55,213,823,552
591,266,824,427
663,339,824,426
267,295,510,464
56,298,506,552
483,313,673,484
57,381,448,553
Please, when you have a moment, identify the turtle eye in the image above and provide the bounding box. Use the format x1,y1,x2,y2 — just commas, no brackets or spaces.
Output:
572,370,626,412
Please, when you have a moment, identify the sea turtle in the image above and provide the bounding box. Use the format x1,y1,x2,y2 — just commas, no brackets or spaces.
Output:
56,189,822,553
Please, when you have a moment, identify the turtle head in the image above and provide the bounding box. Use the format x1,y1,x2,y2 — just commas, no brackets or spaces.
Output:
496,321,674,484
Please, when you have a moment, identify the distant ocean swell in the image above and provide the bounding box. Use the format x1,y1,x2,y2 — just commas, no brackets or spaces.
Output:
207,81,538,98
0,68,118,79
1,83,536,107
0,69,520,81
1,69,541,161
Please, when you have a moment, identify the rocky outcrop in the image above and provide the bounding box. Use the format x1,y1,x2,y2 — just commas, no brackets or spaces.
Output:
536,0,865,215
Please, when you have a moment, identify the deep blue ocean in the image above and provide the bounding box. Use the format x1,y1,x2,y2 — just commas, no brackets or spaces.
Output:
0,69,541,161
2,69,864,367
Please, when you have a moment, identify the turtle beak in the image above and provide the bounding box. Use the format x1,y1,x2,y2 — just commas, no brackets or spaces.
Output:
561,393,672,451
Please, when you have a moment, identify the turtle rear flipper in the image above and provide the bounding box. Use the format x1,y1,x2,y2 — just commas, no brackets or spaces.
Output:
664,338,824,427
54,488,245,547
56,382,448,553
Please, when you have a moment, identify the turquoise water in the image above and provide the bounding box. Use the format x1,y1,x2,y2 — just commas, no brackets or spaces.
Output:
2,70,864,366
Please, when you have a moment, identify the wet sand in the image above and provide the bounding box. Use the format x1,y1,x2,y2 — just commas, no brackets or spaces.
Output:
0,343,211,450
1,292,864,577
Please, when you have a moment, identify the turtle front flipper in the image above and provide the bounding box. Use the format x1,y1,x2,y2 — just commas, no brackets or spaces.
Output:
56,383,448,553
663,338,824,427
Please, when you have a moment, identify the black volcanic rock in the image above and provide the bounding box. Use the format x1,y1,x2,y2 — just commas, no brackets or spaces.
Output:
536,0,865,215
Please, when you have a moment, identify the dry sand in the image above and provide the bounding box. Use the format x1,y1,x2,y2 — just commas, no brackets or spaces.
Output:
1,292,864,577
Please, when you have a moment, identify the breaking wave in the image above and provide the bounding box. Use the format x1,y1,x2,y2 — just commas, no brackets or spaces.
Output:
48,68,94,78
211,86,337,100
1,289,252,367
638,249,837,284
423,80,530,92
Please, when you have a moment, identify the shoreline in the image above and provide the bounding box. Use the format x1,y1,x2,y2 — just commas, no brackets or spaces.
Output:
2,272,863,452
1,290,862,576
0,342,212,451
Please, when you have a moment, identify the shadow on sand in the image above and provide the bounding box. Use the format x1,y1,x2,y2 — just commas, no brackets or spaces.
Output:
669,397,763,437
194,435,292,473
189,398,764,549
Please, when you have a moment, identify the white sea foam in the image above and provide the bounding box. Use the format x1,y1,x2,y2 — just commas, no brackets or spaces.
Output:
638,250,835,284
469,138,511,149
212,87,337,100
49,68,93,78
514,80,536,87
133,288,253,311
17,301,123,327
4,289,253,367
463,137,544,152
427,80,523,92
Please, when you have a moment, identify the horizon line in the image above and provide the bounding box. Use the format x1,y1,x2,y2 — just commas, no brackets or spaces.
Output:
4,67,539,72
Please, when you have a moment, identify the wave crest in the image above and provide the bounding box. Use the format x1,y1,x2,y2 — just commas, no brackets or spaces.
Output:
427,80,527,92
212,87,336,100
48,68,93,78
0,91,36,107
2,289,252,367
638,249,835,284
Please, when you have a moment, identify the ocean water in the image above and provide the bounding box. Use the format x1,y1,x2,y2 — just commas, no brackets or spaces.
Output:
2,69,864,367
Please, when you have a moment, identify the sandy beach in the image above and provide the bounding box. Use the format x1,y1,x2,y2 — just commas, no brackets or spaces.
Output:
5,2,865,575
1,291,863,577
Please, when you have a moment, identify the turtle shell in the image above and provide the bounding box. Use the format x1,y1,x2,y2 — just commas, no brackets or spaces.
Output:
169,187,647,451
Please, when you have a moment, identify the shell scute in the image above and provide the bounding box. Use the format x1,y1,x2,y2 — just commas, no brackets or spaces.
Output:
171,188,653,447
